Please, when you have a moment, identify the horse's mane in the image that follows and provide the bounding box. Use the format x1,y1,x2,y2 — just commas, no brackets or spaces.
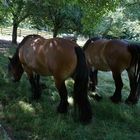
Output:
83,37,101,51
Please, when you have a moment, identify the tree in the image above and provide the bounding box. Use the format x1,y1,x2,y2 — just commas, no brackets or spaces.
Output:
94,8,126,38
3,0,140,42
31,0,82,37
0,0,9,26
1,0,42,44
31,0,121,37
93,0,140,40
123,0,140,40
78,0,121,36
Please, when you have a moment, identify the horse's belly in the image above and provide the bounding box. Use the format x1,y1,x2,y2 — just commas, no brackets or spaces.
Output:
22,61,52,76
33,67,52,76
93,63,110,71
91,56,110,71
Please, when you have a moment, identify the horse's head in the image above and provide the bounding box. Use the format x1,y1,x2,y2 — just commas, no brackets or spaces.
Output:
8,56,23,82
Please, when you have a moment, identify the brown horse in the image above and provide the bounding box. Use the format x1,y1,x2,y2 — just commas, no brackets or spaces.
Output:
8,34,92,123
83,37,140,104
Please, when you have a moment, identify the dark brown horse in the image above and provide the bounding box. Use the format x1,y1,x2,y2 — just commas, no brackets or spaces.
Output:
83,37,140,104
8,34,92,123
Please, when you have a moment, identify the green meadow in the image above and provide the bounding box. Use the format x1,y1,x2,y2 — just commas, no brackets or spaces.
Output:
0,45,140,140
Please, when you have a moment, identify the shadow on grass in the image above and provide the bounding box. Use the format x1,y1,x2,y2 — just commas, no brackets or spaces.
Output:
0,46,140,140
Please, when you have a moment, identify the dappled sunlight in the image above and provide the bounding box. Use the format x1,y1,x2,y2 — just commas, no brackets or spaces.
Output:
50,93,74,106
65,78,74,83
50,91,59,101
89,91,97,96
65,78,74,86
18,101,35,114
122,110,133,121
68,96,74,105
88,91,98,101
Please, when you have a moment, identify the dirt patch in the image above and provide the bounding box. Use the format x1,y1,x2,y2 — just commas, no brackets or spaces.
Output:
0,39,12,48
0,39,15,53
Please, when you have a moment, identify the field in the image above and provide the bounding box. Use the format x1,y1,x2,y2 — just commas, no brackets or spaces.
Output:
0,41,140,140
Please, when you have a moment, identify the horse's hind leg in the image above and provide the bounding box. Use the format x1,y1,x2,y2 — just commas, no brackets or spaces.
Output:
55,79,69,113
125,69,138,104
110,72,123,103
89,69,98,91
89,69,102,101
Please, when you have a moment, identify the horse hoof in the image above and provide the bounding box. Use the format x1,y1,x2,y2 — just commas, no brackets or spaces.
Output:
89,92,102,101
90,94,102,101
40,83,47,90
57,107,68,113
57,102,69,113
110,96,121,104
94,94,102,101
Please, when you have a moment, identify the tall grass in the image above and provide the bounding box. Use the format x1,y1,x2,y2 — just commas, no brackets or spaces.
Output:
0,46,140,140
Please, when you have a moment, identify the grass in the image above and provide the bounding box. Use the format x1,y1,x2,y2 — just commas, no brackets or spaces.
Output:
0,46,140,140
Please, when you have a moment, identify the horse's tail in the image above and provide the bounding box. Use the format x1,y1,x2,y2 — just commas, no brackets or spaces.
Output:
127,43,140,99
74,46,92,123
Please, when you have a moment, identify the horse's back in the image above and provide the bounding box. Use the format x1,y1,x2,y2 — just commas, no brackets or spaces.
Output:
105,40,131,72
19,35,77,79
84,39,132,72
45,38,78,79
84,39,110,71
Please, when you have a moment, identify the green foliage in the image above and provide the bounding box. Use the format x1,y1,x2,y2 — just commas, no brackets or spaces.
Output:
122,0,140,40
0,0,45,43
93,8,126,38
1,0,140,40
30,0,82,37
1,0,31,24
0,0,10,26
93,1,140,40
79,0,121,35
0,0,121,37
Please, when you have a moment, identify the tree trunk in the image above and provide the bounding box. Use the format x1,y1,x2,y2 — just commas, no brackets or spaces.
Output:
53,29,58,38
53,25,59,37
12,23,18,44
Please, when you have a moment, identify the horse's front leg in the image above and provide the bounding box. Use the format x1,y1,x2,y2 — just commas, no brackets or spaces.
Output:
55,79,69,113
34,74,42,99
110,72,123,103
125,69,138,104
28,74,41,100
